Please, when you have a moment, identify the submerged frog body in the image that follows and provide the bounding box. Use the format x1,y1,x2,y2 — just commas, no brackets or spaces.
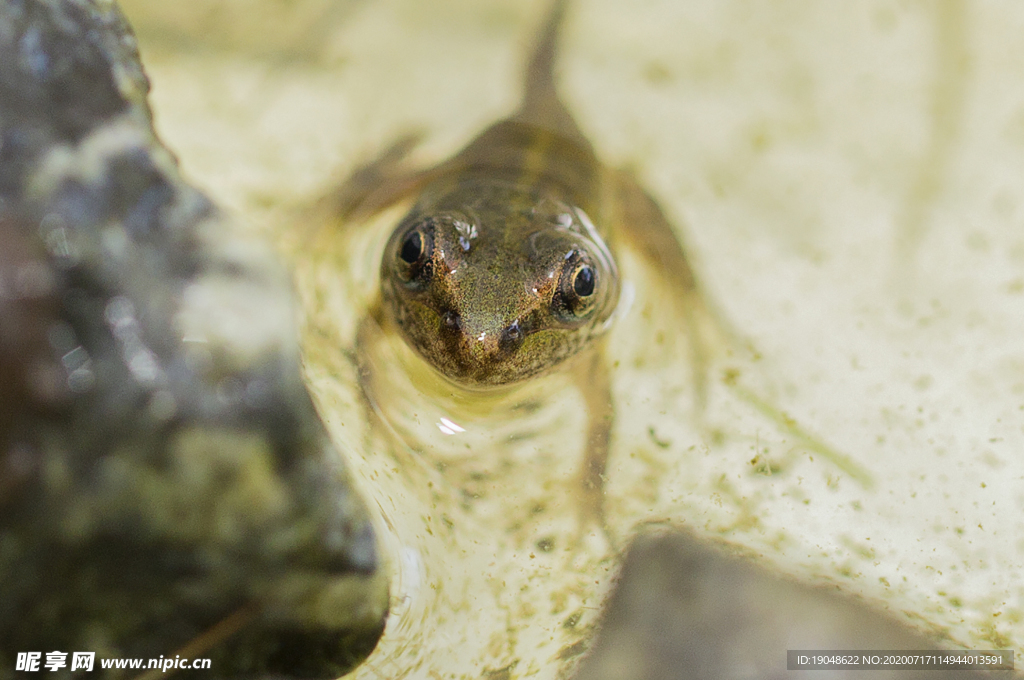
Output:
329,0,709,528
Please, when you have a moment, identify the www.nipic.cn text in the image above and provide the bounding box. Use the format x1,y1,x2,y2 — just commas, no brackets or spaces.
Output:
16,651,212,673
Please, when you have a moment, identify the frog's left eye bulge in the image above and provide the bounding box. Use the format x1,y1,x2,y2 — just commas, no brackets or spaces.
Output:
553,251,600,321
572,264,595,297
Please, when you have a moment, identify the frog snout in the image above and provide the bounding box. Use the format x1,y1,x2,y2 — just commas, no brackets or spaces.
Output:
438,311,527,372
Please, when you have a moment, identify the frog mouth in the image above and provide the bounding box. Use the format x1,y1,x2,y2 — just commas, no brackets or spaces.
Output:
413,316,573,387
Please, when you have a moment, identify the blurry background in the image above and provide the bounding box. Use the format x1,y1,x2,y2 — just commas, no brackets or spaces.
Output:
117,0,1024,675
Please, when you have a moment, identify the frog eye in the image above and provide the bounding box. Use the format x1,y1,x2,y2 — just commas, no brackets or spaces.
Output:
400,230,425,264
553,253,599,320
392,222,434,287
572,265,595,297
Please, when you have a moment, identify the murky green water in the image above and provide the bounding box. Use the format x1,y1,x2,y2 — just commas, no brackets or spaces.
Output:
122,0,1024,675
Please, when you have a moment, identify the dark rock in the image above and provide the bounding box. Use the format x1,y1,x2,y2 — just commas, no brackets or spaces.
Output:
0,1,386,677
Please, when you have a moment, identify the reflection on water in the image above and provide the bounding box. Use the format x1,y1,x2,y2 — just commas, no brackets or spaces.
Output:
122,0,1024,675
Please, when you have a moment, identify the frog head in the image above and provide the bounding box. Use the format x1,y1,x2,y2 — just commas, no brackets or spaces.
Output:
380,178,619,387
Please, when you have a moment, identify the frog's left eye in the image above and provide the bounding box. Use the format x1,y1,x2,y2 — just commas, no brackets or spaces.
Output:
553,252,599,320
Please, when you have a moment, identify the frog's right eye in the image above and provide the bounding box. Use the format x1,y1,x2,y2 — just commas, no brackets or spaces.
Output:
400,231,425,263
393,223,434,287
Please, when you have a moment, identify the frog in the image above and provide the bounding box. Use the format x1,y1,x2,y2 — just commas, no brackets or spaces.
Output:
323,0,714,535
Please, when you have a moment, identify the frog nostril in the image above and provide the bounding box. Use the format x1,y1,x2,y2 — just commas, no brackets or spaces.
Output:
442,310,461,330
499,321,525,353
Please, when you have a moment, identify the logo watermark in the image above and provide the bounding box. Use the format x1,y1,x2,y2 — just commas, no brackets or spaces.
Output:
16,651,211,673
